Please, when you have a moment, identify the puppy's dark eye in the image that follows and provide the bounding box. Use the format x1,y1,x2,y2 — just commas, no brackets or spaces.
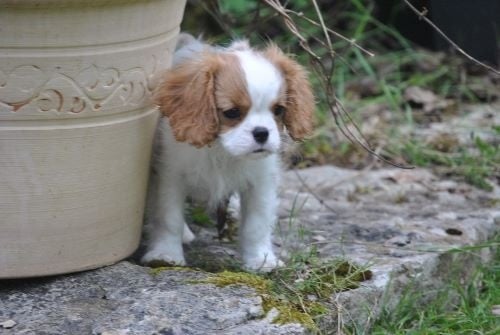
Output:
273,105,286,117
223,108,241,119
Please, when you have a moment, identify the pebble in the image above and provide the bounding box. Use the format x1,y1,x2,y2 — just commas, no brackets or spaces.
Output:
0,320,17,329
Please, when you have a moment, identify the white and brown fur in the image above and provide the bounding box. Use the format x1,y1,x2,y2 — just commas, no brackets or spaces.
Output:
142,34,314,271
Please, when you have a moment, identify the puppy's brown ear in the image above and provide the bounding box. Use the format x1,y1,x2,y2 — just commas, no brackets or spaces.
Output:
263,45,315,140
154,53,221,147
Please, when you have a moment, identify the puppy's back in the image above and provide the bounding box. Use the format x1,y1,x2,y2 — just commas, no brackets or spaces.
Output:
173,33,210,66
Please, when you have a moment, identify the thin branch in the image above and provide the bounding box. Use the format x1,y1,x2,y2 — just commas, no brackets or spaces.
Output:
403,0,500,76
263,0,320,59
198,1,234,38
262,0,414,170
294,11,375,58
311,0,335,59
293,170,338,213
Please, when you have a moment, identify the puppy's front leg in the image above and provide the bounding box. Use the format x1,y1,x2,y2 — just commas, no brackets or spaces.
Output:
239,179,283,272
142,175,187,266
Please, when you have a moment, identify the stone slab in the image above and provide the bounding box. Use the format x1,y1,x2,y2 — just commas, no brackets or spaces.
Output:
1,166,498,334
0,263,302,335
278,166,498,330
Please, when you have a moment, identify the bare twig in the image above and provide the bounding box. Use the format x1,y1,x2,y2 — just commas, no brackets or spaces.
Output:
262,0,414,170
198,0,415,215
262,0,320,59
198,1,233,38
293,170,337,213
294,11,375,57
311,0,334,59
403,0,500,76
279,278,309,313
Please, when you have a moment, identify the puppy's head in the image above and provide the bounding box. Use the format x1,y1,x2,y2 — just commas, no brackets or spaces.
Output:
155,41,315,156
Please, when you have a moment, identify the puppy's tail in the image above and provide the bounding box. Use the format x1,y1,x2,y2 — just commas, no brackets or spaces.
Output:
173,33,210,66
175,33,198,51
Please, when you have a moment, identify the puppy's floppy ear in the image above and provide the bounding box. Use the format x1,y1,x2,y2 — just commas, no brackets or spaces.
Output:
263,44,315,140
154,53,221,147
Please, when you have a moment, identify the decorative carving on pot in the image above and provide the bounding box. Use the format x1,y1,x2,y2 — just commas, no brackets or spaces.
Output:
0,56,169,114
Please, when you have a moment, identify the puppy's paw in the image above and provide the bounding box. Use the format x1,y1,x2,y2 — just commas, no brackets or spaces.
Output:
243,254,284,273
141,247,186,267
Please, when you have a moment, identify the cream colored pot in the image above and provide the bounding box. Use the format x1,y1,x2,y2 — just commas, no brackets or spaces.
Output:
0,0,186,278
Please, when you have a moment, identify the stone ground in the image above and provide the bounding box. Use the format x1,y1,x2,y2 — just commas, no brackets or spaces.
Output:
1,164,498,335
1,104,499,334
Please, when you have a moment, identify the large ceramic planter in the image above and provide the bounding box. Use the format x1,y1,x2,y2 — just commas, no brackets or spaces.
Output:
0,0,186,278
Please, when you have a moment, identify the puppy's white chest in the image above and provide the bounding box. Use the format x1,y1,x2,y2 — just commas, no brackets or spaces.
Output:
183,158,248,208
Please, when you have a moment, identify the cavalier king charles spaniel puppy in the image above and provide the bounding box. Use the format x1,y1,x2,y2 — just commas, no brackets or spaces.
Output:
142,34,314,271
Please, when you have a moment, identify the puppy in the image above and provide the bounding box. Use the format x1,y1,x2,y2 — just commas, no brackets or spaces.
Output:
142,34,314,271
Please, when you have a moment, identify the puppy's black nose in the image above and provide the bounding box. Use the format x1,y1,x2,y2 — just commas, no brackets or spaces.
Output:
252,127,269,144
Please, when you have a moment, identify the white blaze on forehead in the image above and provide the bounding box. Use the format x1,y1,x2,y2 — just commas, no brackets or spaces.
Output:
218,50,283,157
235,50,283,112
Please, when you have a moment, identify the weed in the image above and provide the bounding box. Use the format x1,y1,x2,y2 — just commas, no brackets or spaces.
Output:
149,266,194,276
184,1,498,191
394,135,499,191
270,249,373,299
200,251,372,332
186,205,213,227
369,242,500,335
393,192,408,204
178,2,499,332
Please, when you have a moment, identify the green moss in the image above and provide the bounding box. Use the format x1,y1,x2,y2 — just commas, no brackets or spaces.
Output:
148,266,196,276
486,198,500,208
198,257,372,332
188,206,213,226
203,270,270,292
393,192,409,204
270,255,373,299
267,304,317,330
150,249,371,331
201,270,318,330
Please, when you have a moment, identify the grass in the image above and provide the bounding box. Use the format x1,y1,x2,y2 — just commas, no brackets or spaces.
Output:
306,31,498,189
182,196,373,332
207,0,498,190
183,1,498,192
199,248,373,332
179,1,499,332
157,208,499,334
392,134,499,191
368,244,500,335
